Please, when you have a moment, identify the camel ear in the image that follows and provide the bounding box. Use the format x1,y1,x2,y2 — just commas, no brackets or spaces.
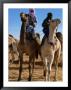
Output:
56,19,61,24
20,12,23,17
25,14,29,17
58,19,61,24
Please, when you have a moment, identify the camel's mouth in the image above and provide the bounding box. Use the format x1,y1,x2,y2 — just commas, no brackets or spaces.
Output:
20,13,28,22
21,17,27,22
51,19,61,24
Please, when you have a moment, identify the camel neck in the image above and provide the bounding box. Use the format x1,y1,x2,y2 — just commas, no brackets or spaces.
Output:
21,22,26,32
20,22,26,43
48,27,56,43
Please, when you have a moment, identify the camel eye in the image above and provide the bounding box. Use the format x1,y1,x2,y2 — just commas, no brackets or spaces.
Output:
25,14,29,17
52,20,55,22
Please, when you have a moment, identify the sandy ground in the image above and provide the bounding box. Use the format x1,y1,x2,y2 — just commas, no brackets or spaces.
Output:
8,54,62,81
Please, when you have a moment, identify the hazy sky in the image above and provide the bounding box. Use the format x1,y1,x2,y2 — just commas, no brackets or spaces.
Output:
8,8,63,40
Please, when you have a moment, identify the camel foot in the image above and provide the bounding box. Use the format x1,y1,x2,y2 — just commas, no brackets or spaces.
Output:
44,70,46,76
17,77,21,81
53,79,57,81
28,77,32,81
54,78,57,81
9,59,13,64
13,60,19,64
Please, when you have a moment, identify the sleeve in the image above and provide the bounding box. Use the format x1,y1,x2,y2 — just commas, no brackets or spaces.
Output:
34,16,37,23
42,19,46,27
42,19,49,28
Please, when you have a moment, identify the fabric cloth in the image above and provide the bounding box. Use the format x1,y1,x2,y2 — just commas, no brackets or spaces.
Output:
26,14,37,28
42,17,50,38
43,27,49,38
26,14,37,39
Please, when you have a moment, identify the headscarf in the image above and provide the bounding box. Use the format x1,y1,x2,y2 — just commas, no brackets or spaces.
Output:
29,8,35,17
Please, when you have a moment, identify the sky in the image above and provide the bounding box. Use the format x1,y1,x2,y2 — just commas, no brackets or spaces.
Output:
8,8,63,40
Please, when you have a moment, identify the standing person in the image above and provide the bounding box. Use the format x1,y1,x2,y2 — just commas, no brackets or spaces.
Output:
42,12,53,38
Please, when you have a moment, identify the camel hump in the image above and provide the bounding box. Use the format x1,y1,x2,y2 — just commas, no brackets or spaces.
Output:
35,33,40,39
9,34,14,38
35,33,41,45
56,32,63,50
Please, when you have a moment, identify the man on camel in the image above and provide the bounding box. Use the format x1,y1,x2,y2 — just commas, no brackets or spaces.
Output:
26,8,41,45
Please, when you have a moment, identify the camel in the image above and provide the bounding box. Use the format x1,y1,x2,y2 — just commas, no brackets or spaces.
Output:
8,34,19,64
40,19,61,81
56,32,63,51
17,12,41,81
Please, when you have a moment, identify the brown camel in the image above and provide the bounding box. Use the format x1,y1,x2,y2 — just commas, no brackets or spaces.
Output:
17,12,41,81
56,32,63,51
8,34,19,64
40,19,61,81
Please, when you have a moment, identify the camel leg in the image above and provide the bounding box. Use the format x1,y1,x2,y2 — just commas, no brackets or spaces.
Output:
42,57,45,77
40,56,46,77
54,57,58,81
44,58,48,81
9,53,12,64
32,57,35,78
10,50,15,64
47,62,50,81
48,54,54,81
32,58,35,69
28,56,33,81
44,64,46,77
54,62,58,81
41,56,47,78
12,52,15,64
18,53,23,81
54,49,61,81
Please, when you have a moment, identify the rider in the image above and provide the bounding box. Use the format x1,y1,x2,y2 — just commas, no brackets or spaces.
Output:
42,12,53,38
26,8,41,45
26,8,37,39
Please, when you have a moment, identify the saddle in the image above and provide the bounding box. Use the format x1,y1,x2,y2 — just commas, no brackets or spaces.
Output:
26,32,34,41
41,35,57,47
26,32,41,45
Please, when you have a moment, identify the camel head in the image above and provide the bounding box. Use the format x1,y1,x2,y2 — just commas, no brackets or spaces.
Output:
20,12,28,22
48,19,61,43
49,18,61,31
